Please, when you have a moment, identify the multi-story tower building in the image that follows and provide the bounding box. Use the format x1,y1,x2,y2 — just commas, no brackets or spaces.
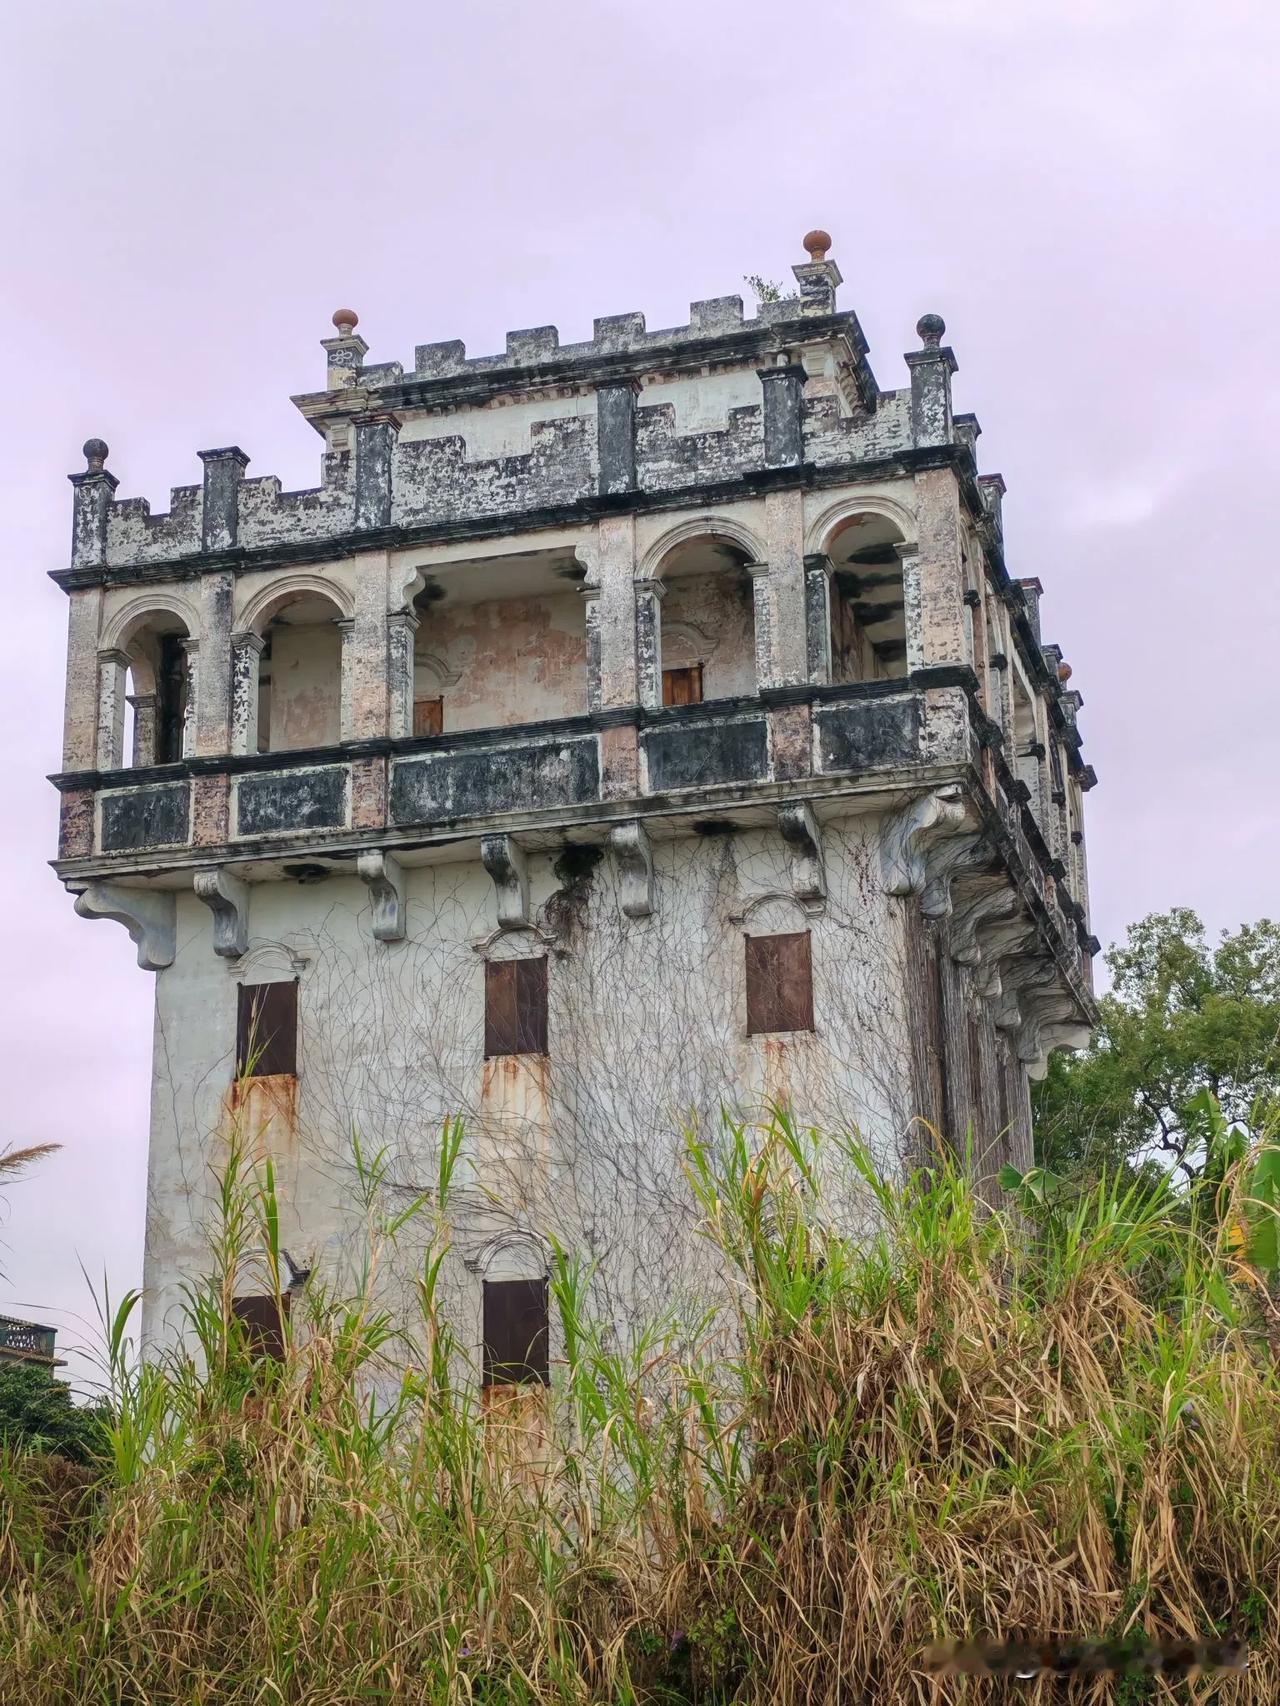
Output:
51,233,1096,1363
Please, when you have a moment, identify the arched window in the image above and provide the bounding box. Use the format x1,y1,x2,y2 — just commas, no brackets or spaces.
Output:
823,513,907,684
654,533,757,702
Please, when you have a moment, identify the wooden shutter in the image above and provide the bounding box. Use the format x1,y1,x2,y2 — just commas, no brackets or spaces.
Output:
482,1278,549,1386
662,664,703,707
413,696,443,737
745,932,814,1035
484,958,548,1058
236,981,299,1077
232,1292,289,1361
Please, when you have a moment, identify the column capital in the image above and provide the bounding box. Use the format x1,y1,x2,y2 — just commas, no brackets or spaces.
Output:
231,630,267,656
385,606,420,632
892,540,921,562
802,552,833,577
744,559,772,579
634,575,666,600
97,646,132,669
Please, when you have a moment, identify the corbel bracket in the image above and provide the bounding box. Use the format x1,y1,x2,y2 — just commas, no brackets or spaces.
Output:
880,785,968,896
778,801,826,909
608,820,654,919
73,882,176,971
194,866,250,959
356,850,406,943
480,834,530,931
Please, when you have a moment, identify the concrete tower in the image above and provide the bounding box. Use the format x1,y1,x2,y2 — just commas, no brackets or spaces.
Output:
51,234,1097,1370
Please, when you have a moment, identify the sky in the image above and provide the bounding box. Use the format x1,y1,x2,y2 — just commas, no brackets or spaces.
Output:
1,0,1276,1390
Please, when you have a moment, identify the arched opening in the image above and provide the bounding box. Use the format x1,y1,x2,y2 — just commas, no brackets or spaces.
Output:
255,590,346,753
824,513,907,684
119,611,193,767
656,533,756,704
1011,666,1041,813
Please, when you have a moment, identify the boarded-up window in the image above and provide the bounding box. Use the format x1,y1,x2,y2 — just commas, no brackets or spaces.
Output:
236,980,299,1078
232,1291,289,1361
484,958,549,1058
662,665,703,707
745,932,814,1036
413,696,443,737
483,1277,549,1386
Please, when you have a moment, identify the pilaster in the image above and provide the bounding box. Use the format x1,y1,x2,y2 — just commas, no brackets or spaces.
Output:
180,639,200,758
595,379,639,497
905,315,956,448
908,468,968,675
593,516,640,709
68,440,117,568
758,359,807,469
353,413,400,531
197,447,249,553
63,587,104,771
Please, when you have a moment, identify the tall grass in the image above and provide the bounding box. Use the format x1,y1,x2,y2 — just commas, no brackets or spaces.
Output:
2,1117,1278,1703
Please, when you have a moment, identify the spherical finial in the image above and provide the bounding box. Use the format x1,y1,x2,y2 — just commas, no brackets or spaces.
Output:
83,437,109,471
916,313,946,349
332,307,359,336
1057,661,1073,684
802,229,832,262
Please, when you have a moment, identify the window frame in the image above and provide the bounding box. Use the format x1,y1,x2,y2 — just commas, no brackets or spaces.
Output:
235,979,300,1079
483,957,549,1059
744,930,815,1037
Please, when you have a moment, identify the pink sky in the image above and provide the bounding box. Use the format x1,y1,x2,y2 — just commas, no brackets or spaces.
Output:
2,0,1276,1387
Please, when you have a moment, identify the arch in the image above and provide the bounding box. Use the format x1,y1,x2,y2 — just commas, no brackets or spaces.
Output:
804,492,917,558
472,1229,553,1281
236,571,355,636
638,514,767,581
101,592,198,653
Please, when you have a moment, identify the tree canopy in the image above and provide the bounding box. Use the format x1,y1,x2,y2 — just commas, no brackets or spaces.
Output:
1034,909,1280,1181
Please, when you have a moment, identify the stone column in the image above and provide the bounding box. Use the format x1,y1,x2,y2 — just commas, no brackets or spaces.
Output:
128,694,157,766
803,553,833,685
196,569,235,755
230,632,266,755
95,649,131,770
180,639,200,758
336,619,356,742
63,587,104,771
634,577,665,709
386,608,420,740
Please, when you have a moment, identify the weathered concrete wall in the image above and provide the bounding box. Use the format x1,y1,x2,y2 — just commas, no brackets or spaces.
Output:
660,571,756,700
140,815,914,1352
414,591,588,730
267,621,343,750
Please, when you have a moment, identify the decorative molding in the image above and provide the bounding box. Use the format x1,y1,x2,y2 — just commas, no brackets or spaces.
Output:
803,492,918,557
73,882,176,971
356,850,406,942
777,801,826,908
879,785,968,895
236,570,355,636
480,833,530,930
608,820,654,919
194,865,250,958
637,514,767,582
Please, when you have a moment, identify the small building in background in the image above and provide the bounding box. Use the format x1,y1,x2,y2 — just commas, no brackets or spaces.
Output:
0,1315,62,1373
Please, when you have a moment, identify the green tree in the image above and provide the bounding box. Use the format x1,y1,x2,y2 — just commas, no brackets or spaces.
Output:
0,1362,108,1466
1034,909,1280,1182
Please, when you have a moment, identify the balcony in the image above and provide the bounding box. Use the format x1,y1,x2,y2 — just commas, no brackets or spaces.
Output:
0,1316,59,1367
